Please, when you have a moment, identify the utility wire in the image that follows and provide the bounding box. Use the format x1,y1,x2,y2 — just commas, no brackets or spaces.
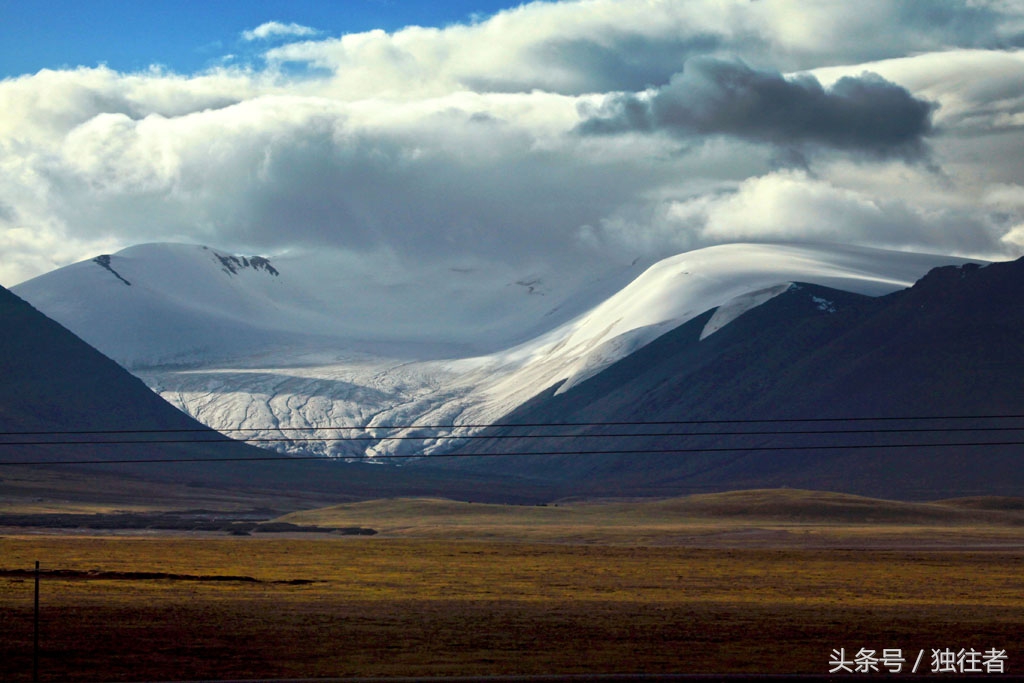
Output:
3,425,1024,447
1,440,1023,467
2,415,1021,466
2,413,1023,437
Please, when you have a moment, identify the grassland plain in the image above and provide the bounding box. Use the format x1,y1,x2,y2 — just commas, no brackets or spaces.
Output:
275,489,1024,547
1,491,1023,680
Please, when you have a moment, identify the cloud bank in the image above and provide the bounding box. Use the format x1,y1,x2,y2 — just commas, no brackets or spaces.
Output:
3,0,1024,288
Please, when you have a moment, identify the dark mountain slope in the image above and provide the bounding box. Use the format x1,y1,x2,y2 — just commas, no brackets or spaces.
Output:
763,261,1023,417
432,258,1024,500
0,286,551,503
0,284,206,438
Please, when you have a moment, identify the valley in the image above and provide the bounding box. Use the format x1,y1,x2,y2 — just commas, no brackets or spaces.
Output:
4,242,1023,679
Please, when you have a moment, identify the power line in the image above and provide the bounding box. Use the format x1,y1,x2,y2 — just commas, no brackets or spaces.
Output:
2,413,1023,437
2,415,1021,466
2,424,1024,447
1,440,1023,467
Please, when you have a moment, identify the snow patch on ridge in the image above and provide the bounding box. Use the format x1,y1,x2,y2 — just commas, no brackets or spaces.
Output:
555,322,674,394
811,295,837,313
700,284,792,340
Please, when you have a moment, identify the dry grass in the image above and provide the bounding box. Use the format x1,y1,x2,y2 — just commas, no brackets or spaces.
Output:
2,490,1023,680
0,465,280,514
1,531,1023,680
274,490,1024,547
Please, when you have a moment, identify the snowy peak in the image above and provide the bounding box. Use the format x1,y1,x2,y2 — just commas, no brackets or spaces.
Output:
14,243,297,368
443,256,1024,500
104,243,281,282
12,242,635,367
88,246,282,287
533,243,981,396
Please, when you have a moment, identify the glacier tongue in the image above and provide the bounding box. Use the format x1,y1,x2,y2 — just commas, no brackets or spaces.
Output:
141,353,477,458
14,241,980,460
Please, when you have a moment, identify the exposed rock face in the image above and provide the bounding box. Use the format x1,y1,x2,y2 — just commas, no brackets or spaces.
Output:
214,253,280,277
92,255,132,286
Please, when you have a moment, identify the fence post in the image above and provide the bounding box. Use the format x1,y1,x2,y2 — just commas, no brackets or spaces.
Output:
34,560,39,683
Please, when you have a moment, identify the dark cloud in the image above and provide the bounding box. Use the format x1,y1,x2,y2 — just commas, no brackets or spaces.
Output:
229,121,655,264
578,58,936,159
38,105,665,271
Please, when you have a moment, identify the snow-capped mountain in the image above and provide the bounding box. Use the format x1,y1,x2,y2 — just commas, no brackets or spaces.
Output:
12,242,977,459
0,282,551,502
445,257,1024,500
12,243,610,366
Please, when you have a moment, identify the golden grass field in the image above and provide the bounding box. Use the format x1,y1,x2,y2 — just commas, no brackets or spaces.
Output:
1,489,1023,681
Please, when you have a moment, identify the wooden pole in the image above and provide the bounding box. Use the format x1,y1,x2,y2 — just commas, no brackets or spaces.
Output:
33,560,39,683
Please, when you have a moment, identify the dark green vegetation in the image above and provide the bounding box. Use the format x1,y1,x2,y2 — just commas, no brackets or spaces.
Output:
441,258,1024,499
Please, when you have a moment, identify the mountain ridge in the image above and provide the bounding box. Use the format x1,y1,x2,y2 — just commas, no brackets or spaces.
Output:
11,241,978,463
432,257,1024,499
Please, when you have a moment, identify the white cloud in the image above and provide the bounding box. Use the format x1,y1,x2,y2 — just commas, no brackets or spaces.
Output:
263,0,1024,98
1002,223,1024,251
242,21,319,42
3,0,1024,287
696,171,1005,254
585,168,1013,259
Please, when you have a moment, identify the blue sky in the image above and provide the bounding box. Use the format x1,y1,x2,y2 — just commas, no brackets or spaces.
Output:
0,0,523,77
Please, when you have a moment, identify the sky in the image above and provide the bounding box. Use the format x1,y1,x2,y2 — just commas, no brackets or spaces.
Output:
0,1,522,78
4,0,1024,287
